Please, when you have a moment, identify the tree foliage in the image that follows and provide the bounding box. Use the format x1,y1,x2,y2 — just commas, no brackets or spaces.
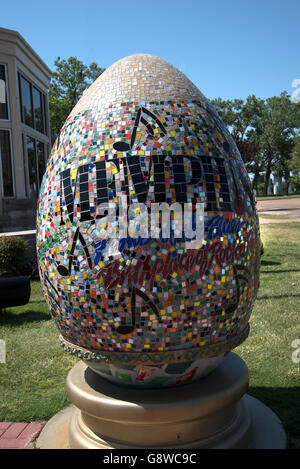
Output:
211,93,300,195
49,56,105,139
261,93,300,194
288,137,300,190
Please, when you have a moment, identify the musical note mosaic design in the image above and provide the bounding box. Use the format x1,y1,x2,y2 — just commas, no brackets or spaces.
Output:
37,54,260,387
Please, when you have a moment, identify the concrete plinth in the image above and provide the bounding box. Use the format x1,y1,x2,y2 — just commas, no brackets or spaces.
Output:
36,353,286,449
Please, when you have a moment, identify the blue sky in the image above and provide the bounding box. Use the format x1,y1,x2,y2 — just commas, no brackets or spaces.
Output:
2,0,299,101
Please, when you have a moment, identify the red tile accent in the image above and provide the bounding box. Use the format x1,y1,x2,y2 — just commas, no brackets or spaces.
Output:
2,422,28,439
0,423,12,437
0,438,28,449
19,422,44,441
0,421,46,448
0,422,12,431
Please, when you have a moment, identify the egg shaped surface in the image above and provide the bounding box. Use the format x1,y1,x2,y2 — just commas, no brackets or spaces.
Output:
37,54,260,388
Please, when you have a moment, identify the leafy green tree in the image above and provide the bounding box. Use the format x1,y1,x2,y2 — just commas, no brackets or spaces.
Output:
288,136,300,191
49,57,105,139
48,95,70,142
260,92,300,195
211,93,300,195
211,95,265,144
211,95,266,189
272,136,295,194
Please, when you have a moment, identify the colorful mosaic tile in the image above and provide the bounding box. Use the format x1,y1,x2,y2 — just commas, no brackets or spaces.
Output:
37,54,260,387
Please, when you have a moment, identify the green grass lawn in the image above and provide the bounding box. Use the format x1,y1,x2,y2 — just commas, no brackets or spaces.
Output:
237,222,300,448
0,223,299,447
0,282,77,422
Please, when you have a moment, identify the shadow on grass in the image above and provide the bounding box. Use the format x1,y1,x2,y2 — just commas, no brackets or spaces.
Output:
28,300,48,304
261,260,281,266
0,309,51,325
257,294,300,300
261,269,300,274
248,386,300,446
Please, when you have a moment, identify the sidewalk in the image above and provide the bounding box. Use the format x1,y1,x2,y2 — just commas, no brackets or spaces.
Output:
0,421,46,449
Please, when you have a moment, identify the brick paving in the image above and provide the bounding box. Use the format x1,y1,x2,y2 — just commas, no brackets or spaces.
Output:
0,421,46,449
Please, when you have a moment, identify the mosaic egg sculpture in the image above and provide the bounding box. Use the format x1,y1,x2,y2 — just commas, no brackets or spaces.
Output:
37,54,260,388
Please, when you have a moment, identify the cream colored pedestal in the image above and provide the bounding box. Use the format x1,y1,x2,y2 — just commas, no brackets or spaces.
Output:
36,353,286,449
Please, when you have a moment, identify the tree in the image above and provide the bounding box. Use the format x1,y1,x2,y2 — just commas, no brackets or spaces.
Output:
49,57,105,140
288,136,300,191
272,136,295,195
260,92,300,195
211,95,266,189
211,93,300,195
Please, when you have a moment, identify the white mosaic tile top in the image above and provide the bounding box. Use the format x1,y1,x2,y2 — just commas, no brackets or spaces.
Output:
70,54,207,117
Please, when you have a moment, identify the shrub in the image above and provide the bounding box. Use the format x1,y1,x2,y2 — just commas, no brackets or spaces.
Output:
0,236,28,278
24,255,40,280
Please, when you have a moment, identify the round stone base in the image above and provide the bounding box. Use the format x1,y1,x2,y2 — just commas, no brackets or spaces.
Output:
36,353,286,449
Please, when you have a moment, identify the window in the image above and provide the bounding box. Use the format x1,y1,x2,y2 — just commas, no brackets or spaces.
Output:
26,136,36,197
19,73,47,135
36,140,45,187
0,64,9,120
43,95,48,137
19,75,33,127
24,135,46,198
0,130,14,197
22,134,28,198
33,86,44,133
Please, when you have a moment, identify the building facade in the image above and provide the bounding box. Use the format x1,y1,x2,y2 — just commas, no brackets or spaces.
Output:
0,27,51,232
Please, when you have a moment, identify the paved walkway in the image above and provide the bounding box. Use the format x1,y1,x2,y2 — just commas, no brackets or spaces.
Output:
0,421,45,449
257,197,300,223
